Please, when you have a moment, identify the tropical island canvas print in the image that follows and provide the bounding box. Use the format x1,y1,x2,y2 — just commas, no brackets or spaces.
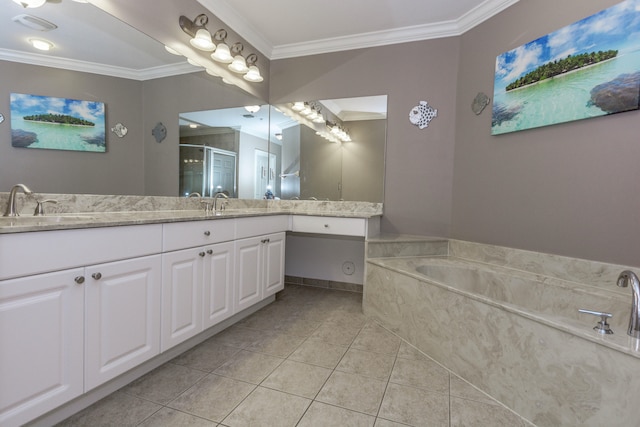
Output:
10,93,106,152
492,0,640,135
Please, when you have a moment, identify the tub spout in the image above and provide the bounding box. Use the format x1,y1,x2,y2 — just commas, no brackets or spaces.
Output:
617,270,640,339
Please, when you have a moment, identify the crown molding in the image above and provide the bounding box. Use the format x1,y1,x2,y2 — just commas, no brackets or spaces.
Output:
203,0,520,60
0,48,197,81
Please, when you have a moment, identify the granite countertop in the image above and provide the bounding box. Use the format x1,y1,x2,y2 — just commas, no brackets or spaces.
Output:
0,208,381,234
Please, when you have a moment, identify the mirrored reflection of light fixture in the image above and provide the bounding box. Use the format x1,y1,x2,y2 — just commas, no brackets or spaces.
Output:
165,45,181,55
291,102,305,111
244,105,261,113
29,38,53,51
275,133,283,140
12,0,46,8
326,121,351,142
228,43,248,73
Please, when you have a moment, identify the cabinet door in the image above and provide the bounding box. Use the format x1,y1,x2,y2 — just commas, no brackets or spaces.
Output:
161,249,203,352
203,241,235,328
85,255,161,391
0,269,84,427
263,232,286,298
234,236,263,312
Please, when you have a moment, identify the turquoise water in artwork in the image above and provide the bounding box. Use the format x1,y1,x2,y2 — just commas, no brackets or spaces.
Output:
492,50,640,135
11,118,106,152
10,93,106,152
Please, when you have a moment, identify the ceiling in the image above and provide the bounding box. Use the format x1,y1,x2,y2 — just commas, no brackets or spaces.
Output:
200,0,520,60
0,0,519,79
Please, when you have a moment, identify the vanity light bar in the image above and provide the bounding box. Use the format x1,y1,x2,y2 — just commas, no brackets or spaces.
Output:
179,14,263,84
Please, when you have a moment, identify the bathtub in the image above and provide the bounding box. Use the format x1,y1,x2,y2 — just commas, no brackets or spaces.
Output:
364,255,640,426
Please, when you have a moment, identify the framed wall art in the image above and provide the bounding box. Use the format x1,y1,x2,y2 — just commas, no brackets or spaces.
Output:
492,0,640,135
10,93,106,152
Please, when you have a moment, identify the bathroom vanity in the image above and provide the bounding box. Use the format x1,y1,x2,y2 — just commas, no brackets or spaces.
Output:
0,198,380,427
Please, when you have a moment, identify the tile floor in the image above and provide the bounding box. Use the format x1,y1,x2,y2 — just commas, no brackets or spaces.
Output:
57,285,531,427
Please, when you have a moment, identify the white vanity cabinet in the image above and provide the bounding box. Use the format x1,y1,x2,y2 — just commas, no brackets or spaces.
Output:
0,269,84,427
161,219,236,352
234,216,288,312
0,224,162,427
84,255,161,391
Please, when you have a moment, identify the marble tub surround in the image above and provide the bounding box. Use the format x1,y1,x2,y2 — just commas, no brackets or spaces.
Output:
285,275,364,293
366,233,449,258
364,245,640,426
449,239,638,288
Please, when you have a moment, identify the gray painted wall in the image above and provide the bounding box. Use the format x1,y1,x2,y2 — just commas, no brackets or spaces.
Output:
270,39,461,238
270,0,640,268
452,0,640,267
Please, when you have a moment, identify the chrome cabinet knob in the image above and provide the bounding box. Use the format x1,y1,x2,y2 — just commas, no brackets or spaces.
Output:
91,272,102,280
199,252,206,257
204,231,211,236
207,249,213,255
74,276,85,284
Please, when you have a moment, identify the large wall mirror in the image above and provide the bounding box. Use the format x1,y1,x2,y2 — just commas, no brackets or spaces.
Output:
179,95,387,202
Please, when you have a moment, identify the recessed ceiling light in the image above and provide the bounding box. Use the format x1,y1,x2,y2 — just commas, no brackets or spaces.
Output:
12,0,47,8
29,38,53,51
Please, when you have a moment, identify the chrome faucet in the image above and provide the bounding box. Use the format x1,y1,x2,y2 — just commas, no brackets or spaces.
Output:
213,192,228,212
187,192,202,198
3,184,33,217
617,270,640,339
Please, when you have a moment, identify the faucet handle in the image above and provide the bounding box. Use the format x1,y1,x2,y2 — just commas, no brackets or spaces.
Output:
34,199,58,216
578,309,614,335
199,199,212,213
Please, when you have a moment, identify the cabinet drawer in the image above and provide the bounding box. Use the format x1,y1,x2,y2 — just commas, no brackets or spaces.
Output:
0,224,162,280
291,216,366,237
163,218,235,252
235,215,289,240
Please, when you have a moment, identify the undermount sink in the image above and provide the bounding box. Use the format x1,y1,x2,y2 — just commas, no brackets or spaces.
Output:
0,214,96,225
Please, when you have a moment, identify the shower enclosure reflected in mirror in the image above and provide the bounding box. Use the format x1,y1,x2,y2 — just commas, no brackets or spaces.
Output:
178,95,387,202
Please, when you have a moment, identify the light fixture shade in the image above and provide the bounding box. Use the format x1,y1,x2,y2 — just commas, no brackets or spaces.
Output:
211,43,232,63
187,57,203,68
291,102,305,111
165,45,181,56
190,28,215,51
205,68,220,77
243,65,263,82
228,55,249,73
13,0,46,8
244,105,261,113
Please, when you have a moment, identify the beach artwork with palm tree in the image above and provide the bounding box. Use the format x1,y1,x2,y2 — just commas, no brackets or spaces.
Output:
492,0,640,135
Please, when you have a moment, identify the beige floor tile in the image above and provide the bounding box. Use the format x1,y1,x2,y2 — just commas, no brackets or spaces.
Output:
137,407,217,426
374,418,411,427
336,348,396,381
323,309,368,328
389,355,450,394
308,321,363,346
244,331,306,357
351,322,401,355
211,325,266,349
222,386,311,427
213,349,284,384
297,401,376,427
237,309,287,330
288,338,349,369
171,340,241,372
449,375,499,406
396,341,427,360
56,391,161,426
378,382,449,427
316,371,387,416
273,315,323,336
261,359,332,399
450,396,531,427
167,374,254,422
121,363,207,404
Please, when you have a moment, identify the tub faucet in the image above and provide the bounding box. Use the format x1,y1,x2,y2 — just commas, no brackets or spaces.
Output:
617,270,640,339
3,184,33,217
